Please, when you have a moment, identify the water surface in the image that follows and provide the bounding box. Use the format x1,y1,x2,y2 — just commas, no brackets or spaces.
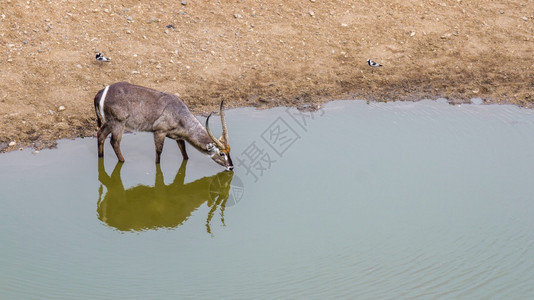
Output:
1,100,533,299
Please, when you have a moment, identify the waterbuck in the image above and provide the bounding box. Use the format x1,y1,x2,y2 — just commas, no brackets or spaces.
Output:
94,82,233,170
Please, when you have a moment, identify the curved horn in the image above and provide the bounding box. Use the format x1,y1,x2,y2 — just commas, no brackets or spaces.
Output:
220,100,229,146
205,113,225,150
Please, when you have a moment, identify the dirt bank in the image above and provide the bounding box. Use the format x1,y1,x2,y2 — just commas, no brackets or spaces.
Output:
1,0,532,152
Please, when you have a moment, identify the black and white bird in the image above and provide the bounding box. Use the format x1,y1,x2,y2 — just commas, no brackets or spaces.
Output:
96,53,110,63
367,59,382,67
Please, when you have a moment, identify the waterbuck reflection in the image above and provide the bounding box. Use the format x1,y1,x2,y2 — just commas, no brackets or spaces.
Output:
97,159,234,233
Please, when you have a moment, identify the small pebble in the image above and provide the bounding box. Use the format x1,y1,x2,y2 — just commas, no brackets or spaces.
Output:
522,16,528,21
9,141,16,147
181,0,187,5
58,105,66,111
471,98,484,105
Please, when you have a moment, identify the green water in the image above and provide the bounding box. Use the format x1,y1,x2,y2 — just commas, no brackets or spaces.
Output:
1,100,533,298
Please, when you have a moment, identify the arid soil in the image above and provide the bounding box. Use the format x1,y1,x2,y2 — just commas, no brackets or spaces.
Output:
1,1,532,152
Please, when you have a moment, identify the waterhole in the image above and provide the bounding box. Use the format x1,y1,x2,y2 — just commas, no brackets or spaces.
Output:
1,100,533,298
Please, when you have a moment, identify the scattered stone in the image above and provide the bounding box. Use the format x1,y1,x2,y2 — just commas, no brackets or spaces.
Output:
471,98,484,105
309,10,315,17
56,122,69,130
166,24,175,29
522,16,528,21
9,141,16,147
410,31,416,36
500,10,504,14
32,150,39,154
48,109,54,115
297,103,320,112
126,16,133,22
58,105,66,111
258,97,275,104
233,13,242,19
181,0,187,5
75,64,82,69
341,23,348,27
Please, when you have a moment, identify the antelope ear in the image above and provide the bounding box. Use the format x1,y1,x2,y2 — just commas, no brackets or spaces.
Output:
206,143,218,154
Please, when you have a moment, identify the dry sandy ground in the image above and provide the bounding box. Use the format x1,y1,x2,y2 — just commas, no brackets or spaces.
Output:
0,0,532,151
